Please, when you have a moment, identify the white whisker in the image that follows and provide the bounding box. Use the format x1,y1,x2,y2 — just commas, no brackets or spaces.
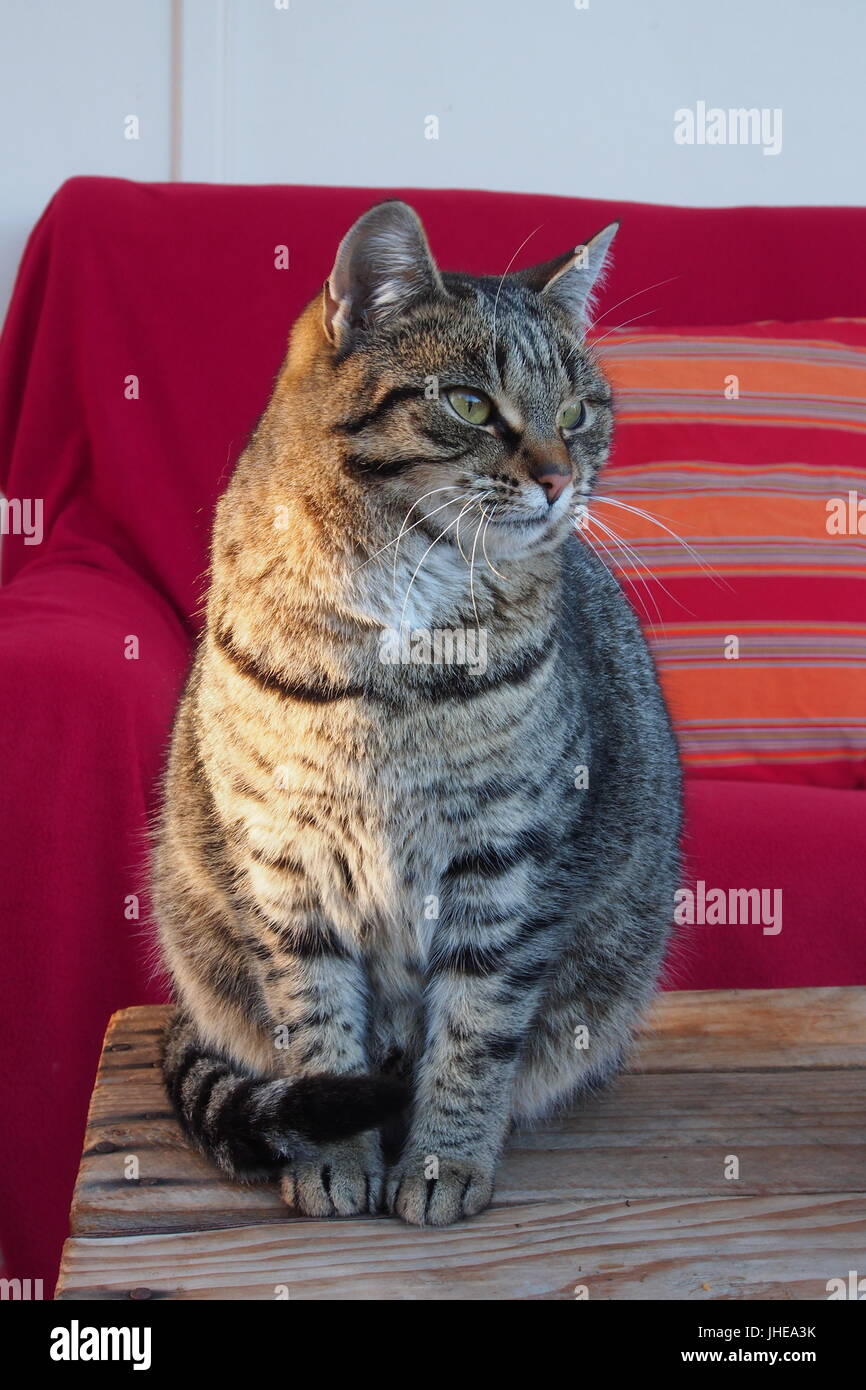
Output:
468,503,488,627
390,486,468,589
581,517,662,628
577,522,648,613
588,307,659,350
592,494,733,591
399,495,480,631
592,275,680,328
352,489,468,574
480,507,508,580
391,486,469,589
492,225,543,365
582,513,674,632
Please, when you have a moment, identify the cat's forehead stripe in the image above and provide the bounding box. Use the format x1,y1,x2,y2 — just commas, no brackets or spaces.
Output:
497,397,524,430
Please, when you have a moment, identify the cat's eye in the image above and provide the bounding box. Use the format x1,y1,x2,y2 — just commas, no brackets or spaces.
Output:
557,400,593,433
447,388,493,426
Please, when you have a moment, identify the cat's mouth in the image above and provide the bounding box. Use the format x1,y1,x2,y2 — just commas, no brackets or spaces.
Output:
490,511,548,530
477,484,574,535
483,500,571,533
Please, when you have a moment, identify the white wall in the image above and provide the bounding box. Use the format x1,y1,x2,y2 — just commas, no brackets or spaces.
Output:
0,0,175,316
2,0,865,318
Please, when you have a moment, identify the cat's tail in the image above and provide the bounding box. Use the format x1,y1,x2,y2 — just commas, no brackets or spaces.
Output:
162,1010,408,1179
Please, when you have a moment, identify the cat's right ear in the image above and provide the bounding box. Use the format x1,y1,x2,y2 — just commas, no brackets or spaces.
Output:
514,223,619,331
322,201,442,349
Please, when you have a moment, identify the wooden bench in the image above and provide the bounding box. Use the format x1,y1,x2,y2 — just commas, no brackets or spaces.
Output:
55,987,866,1300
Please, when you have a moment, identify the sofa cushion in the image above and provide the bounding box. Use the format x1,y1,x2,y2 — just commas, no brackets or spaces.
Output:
591,318,866,788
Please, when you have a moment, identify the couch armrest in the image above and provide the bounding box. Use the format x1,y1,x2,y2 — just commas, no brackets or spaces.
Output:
0,557,191,1289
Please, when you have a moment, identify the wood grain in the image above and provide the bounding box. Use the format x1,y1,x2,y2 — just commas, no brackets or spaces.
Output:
57,1193,866,1301
635,986,866,1072
56,988,866,1300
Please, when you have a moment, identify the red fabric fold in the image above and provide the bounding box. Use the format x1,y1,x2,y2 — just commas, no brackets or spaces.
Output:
0,550,189,1288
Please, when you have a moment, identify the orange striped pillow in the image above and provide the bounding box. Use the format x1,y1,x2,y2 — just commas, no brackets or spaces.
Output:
588,319,866,787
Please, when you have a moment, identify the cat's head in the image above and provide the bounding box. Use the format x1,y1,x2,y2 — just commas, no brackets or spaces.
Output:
285,200,617,558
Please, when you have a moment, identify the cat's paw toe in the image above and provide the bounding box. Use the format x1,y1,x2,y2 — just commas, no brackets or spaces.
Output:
387,1154,495,1226
280,1137,384,1217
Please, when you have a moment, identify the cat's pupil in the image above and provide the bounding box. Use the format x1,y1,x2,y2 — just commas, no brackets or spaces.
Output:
449,388,492,425
558,401,586,431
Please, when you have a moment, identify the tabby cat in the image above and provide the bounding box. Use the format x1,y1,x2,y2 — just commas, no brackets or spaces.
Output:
155,201,681,1226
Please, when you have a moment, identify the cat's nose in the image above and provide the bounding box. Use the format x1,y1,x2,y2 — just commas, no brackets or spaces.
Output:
533,469,571,504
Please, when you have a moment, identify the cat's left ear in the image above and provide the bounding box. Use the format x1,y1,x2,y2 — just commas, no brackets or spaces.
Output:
323,201,443,349
514,222,618,330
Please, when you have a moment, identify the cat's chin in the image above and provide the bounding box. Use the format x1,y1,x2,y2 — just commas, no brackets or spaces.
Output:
483,509,572,557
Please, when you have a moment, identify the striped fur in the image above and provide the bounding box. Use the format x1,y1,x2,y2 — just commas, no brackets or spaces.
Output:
162,1011,408,1178
154,202,681,1224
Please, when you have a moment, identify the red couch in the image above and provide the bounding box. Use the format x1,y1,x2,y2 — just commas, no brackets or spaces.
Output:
2,178,864,1291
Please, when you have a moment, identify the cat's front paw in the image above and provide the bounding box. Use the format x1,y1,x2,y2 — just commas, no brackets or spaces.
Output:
280,1133,384,1217
387,1151,495,1226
